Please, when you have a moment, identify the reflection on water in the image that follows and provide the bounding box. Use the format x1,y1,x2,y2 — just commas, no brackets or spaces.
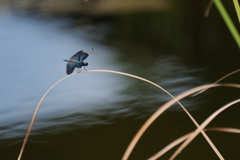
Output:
0,11,123,140
0,11,205,141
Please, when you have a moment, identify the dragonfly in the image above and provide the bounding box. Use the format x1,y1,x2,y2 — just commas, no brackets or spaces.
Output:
64,50,89,75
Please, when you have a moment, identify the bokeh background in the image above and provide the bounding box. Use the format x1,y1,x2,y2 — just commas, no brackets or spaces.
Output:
0,0,240,159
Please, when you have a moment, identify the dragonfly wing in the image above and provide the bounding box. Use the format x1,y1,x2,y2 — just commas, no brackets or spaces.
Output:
69,52,80,62
79,51,89,61
66,62,77,75
70,50,89,62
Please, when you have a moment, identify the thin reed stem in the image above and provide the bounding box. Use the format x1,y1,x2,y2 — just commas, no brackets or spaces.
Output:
17,73,75,160
192,68,240,97
18,70,214,160
16,70,185,159
205,0,214,17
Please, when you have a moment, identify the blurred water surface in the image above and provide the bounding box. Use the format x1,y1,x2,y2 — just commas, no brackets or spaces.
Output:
0,8,240,160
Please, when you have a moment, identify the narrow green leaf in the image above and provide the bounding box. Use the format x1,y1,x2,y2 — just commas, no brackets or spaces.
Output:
214,0,240,48
233,0,240,23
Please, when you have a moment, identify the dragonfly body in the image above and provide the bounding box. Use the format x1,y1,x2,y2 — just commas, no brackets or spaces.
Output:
64,50,89,75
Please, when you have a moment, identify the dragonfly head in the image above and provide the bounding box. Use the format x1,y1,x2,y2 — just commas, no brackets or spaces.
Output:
82,62,88,66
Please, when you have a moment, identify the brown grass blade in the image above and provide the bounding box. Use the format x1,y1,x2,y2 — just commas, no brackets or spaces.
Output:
18,70,203,160
205,0,214,17
206,127,240,133
17,73,77,160
191,69,240,97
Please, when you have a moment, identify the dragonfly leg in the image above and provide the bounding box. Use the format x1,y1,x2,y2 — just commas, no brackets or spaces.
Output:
83,66,88,71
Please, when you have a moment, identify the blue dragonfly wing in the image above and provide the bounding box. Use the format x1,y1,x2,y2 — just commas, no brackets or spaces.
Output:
70,50,89,62
66,62,77,75
69,53,80,62
79,51,89,61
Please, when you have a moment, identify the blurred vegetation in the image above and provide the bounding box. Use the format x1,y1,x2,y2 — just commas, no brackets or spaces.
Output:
1,0,239,69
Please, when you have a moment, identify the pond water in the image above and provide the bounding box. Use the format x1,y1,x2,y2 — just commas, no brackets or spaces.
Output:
0,9,240,160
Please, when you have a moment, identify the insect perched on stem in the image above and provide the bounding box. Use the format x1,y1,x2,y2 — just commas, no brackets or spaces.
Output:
63,49,93,75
